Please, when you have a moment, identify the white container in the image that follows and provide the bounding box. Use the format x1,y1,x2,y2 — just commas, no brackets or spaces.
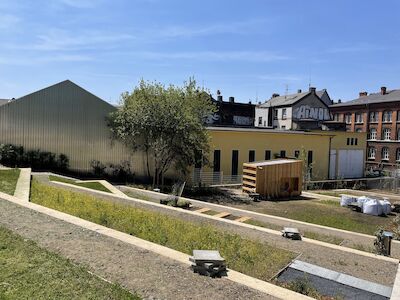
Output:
363,199,383,216
379,199,392,215
340,195,356,207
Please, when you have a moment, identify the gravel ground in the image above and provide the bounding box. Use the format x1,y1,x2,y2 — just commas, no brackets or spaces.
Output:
0,199,273,300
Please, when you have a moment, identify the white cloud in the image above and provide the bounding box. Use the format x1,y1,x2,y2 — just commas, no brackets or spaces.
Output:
132,51,290,62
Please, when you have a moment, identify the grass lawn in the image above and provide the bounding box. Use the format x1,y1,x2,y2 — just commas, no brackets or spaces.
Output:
31,180,296,281
49,175,111,193
0,169,20,195
0,226,139,300
232,198,395,236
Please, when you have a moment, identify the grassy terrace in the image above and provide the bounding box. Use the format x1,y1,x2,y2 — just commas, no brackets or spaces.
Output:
49,175,111,193
0,169,20,195
0,226,139,300
31,180,296,281
235,198,394,236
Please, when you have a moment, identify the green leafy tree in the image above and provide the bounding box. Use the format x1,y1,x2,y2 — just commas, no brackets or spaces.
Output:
108,78,216,187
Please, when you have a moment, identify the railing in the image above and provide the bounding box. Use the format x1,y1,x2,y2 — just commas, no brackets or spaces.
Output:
192,169,242,186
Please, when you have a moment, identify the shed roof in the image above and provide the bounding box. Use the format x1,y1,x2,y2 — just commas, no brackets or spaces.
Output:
331,89,400,107
0,99,10,106
244,159,301,167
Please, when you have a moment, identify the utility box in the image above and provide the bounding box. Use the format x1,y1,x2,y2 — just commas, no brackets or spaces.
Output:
242,159,303,199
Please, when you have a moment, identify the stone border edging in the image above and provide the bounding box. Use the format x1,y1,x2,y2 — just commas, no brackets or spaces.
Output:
49,181,398,263
0,190,313,300
13,168,31,202
120,185,400,249
391,265,400,299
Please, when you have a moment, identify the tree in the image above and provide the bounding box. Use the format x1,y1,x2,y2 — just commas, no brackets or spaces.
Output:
108,78,216,187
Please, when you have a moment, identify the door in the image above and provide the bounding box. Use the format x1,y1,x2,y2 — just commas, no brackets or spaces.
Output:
329,150,337,179
337,150,364,178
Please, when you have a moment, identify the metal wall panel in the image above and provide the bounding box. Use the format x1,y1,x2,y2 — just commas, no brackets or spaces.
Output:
0,80,146,174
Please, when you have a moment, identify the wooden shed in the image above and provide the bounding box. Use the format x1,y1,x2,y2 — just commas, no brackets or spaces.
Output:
242,159,303,199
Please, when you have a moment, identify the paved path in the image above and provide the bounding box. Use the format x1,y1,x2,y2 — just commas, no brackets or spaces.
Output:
0,194,280,300
13,168,31,201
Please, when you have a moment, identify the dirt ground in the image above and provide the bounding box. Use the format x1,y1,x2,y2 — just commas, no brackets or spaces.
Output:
0,198,273,300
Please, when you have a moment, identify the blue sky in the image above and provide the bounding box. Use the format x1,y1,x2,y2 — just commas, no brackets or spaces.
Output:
0,0,399,104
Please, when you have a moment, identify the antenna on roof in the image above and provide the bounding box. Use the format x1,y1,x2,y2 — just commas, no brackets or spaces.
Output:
285,84,289,99
308,65,312,88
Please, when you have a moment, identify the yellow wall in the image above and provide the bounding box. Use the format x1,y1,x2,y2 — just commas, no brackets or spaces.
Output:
204,128,367,180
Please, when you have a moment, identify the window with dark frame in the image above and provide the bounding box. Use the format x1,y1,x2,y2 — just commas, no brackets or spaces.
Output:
213,150,221,172
231,150,239,175
265,150,271,160
248,150,255,162
280,150,286,158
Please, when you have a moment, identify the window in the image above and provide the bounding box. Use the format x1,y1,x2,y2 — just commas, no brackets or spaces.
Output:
346,138,350,145
274,109,278,120
294,150,300,158
280,150,286,158
265,150,271,160
248,150,255,162
307,151,313,178
282,108,287,120
382,147,389,160
383,128,391,140
281,125,286,130
398,129,400,141
370,112,378,122
194,151,202,168
397,149,400,161
355,113,363,123
356,128,362,133
258,117,262,126
354,138,358,145
213,150,221,172
368,147,376,159
231,150,239,175
383,111,392,122
368,128,377,140
333,113,340,121
397,111,400,121
345,113,352,124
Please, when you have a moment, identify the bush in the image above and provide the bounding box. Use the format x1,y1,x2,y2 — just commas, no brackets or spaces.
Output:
0,144,69,171
90,160,134,183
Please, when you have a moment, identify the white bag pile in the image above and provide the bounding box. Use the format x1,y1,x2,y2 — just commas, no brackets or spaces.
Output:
340,194,392,216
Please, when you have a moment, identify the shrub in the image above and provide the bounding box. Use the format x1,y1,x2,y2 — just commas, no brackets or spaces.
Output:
0,143,69,171
90,160,134,183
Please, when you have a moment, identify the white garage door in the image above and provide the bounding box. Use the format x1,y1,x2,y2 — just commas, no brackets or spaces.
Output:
337,150,364,178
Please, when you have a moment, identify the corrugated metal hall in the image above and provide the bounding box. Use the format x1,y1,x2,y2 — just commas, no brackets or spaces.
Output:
0,80,144,173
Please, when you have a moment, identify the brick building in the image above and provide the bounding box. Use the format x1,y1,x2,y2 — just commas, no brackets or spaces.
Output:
330,87,400,171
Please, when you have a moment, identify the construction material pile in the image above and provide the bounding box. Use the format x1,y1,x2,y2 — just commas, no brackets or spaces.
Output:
340,194,392,216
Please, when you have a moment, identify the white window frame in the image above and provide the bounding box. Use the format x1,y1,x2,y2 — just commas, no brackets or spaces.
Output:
368,128,377,140
368,147,376,159
383,111,392,122
397,149,400,161
382,147,389,160
355,113,363,123
345,113,352,124
383,128,391,140
282,108,287,120
370,111,378,122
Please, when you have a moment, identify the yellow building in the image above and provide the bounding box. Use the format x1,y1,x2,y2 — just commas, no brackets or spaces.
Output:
200,127,366,182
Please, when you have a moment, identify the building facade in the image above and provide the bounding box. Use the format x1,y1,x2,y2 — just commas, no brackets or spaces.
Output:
207,91,255,127
203,127,366,181
255,87,332,130
330,87,400,171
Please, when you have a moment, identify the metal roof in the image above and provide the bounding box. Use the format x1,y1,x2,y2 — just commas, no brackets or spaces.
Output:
259,90,327,108
0,99,10,106
331,89,400,107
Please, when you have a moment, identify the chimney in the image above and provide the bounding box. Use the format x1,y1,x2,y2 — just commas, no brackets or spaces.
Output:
359,91,368,97
309,87,316,94
381,86,387,95
229,96,234,103
297,89,302,93
217,95,223,102
338,99,342,103
272,93,280,98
